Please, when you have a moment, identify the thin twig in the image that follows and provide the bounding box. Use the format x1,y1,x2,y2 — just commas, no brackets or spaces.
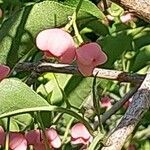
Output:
15,62,145,84
92,73,104,132
101,83,141,123
25,71,40,85
93,84,141,129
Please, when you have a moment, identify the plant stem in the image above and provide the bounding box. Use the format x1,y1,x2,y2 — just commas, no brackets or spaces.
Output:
65,0,84,30
102,0,108,11
73,15,83,44
64,0,84,44
16,62,145,84
76,0,84,13
53,113,64,124
37,112,51,150
88,132,104,150
62,118,74,144
125,59,131,92
5,117,10,150
92,74,104,133
53,73,71,108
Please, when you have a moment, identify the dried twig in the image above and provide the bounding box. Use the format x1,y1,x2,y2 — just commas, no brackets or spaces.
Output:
101,83,141,123
101,71,150,150
15,62,145,84
93,83,141,129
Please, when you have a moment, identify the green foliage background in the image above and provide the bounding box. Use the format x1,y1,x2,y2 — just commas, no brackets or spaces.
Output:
0,0,149,149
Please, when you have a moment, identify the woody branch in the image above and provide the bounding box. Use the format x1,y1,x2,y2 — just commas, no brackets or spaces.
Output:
15,62,145,84
101,70,150,150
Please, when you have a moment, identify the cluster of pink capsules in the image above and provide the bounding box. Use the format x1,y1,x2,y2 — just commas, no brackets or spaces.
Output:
0,123,92,150
36,28,107,76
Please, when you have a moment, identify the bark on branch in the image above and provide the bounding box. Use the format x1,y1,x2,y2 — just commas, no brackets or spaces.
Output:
15,62,145,84
101,71,150,150
110,0,150,22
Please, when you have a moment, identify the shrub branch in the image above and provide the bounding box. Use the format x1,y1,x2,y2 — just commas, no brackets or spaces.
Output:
15,62,145,84
101,71,150,150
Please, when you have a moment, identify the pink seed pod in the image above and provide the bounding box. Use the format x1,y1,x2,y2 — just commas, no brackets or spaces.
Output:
0,126,5,145
120,13,132,23
25,128,61,149
33,142,46,150
9,132,27,150
0,8,3,18
76,42,107,76
36,28,76,64
0,64,10,81
100,96,112,109
0,127,27,150
0,129,27,150
128,144,137,150
106,14,115,21
25,129,41,145
44,128,61,149
71,123,93,145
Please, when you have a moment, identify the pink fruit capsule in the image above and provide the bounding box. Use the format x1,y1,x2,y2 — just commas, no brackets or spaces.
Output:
25,128,61,149
36,28,76,64
76,42,107,76
0,8,3,18
0,64,10,81
71,123,93,145
100,96,112,109
120,13,132,23
9,132,27,150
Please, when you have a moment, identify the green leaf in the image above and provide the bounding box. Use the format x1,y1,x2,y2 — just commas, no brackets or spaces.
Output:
97,26,150,68
61,0,106,20
83,20,109,36
97,30,132,68
37,73,72,105
0,78,50,118
107,2,124,17
0,5,34,67
133,27,150,49
132,45,150,72
25,1,105,37
1,113,33,131
0,79,93,132
140,140,150,150
38,74,93,107
12,114,33,130
1,118,20,131
64,75,93,107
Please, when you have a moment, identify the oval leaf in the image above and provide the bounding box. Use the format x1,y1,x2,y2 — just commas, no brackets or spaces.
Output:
0,78,50,118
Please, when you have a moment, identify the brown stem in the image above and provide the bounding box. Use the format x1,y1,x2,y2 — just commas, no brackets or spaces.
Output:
15,62,145,84
101,71,150,150
101,83,141,123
